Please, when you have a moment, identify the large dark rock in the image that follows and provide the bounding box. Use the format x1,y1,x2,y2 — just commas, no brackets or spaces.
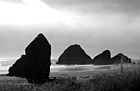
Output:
8,33,51,84
56,44,93,65
92,50,111,65
111,53,131,64
8,55,27,77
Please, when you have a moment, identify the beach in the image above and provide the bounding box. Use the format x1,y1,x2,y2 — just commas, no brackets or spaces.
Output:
0,63,139,91
0,59,140,91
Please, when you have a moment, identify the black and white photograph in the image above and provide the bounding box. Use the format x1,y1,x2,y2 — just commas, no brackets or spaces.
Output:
0,0,140,91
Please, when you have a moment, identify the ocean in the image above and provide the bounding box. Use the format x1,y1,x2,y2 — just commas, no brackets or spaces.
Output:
0,58,139,74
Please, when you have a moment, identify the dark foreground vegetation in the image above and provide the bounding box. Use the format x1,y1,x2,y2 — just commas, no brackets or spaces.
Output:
0,64,140,91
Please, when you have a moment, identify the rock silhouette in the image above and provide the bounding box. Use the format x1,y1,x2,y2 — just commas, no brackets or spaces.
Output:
8,55,27,77
111,53,131,64
93,50,111,65
8,33,51,84
56,44,93,65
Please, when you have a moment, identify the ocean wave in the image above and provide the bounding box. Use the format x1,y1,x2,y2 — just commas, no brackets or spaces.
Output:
0,60,114,75
50,64,112,72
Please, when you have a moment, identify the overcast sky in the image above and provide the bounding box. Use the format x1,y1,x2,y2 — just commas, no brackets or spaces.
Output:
0,0,140,59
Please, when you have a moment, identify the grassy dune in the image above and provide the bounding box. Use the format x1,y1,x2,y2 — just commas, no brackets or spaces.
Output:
0,64,140,91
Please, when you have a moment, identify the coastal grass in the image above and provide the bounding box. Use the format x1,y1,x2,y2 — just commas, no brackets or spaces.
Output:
0,64,140,91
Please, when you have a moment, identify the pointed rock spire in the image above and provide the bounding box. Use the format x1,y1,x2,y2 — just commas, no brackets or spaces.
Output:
56,44,93,65
8,33,51,84
92,50,111,65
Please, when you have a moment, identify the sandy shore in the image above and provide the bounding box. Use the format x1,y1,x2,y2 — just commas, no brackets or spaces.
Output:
0,64,129,82
0,64,139,91
0,67,112,82
0,65,113,79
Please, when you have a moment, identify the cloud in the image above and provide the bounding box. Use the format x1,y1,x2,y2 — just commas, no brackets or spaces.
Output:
1,0,138,43
0,0,22,3
42,0,140,39
44,0,140,16
0,0,140,59
0,0,77,27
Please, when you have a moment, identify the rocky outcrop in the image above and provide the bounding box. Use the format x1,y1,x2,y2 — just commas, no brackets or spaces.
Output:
8,55,27,77
8,33,51,84
92,50,111,65
56,44,93,65
111,53,131,64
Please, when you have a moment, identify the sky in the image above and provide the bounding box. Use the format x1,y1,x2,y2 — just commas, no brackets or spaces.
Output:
0,0,140,59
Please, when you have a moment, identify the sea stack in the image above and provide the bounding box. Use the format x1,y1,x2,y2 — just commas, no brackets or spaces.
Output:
8,33,51,84
111,53,131,64
93,50,111,65
56,44,93,65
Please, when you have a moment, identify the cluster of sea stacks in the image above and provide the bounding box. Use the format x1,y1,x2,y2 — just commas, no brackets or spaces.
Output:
7,33,131,84
57,44,131,65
